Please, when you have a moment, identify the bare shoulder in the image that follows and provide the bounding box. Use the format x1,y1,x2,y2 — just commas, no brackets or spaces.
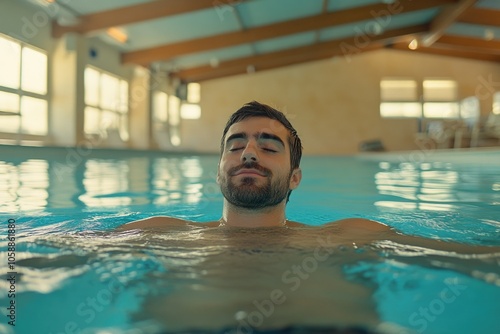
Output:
116,216,191,231
323,218,500,254
323,218,391,232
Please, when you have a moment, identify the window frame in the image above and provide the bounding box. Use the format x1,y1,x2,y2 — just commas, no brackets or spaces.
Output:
179,82,201,121
83,65,129,141
422,79,459,119
493,91,500,115
379,78,422,120
0,33,49,139
380,77,460,120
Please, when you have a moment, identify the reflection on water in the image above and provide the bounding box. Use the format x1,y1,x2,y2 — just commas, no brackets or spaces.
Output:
374,161,499,212
0,152,218,213
1,149,499,224
81,160,131,206
0,159,49,212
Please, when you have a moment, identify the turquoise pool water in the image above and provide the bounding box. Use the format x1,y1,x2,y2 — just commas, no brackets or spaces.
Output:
0,146,499,334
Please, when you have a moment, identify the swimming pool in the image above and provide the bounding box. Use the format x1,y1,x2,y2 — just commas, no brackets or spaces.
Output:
0,145,499,334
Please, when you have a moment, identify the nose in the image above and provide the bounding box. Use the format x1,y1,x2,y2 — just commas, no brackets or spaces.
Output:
241,142,259,163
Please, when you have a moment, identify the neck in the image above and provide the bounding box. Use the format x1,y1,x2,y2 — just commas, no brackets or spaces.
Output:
219,200,287,228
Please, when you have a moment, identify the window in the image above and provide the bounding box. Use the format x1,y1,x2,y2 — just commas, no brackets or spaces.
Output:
493,92,500,115
169,95,181,146
84,66,129,140
180,103,201,120
0,34,48,136
153,91,168,123
186,82,200,103
380,78,459,119
152,82,201,147
380,79,421,118
180,82,201,120
422,80,459,118
152,90,181,146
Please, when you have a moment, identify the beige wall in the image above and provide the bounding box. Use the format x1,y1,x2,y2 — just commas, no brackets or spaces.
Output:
0,0,52,50
184,49,500,155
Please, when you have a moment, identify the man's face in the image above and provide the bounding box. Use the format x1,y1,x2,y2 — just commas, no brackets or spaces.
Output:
217,117,301,209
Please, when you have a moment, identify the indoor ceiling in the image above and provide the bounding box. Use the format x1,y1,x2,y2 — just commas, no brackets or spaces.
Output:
24,0,500,82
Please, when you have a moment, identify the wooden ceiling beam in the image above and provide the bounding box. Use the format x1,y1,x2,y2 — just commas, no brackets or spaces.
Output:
458,7,500,27
420,0,478,47
123,0,455,65
390,43,500,63
173,24,428,82
437,35,500,54
171,44,385,83
52,0,226,38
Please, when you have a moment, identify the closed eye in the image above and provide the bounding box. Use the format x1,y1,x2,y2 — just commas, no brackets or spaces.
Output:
228,147,243,152
263,148,277,152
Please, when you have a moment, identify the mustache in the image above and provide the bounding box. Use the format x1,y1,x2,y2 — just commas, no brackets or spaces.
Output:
229,162,271,176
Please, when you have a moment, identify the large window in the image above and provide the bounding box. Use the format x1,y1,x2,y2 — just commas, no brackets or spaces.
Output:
380,78,459,119
180,82,201,120
151,82,201,147
0,34,48,136
169,95,181,146
153,91,168,124
152,90,181,146
380,79,421,118
422,80,459,118
493,91,500,115
84,66,129,140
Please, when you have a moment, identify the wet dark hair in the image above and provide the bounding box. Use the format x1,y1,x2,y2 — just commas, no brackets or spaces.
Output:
220,101,303,203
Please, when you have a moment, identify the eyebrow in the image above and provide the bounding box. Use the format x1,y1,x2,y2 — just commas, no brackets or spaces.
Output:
226,132,286,148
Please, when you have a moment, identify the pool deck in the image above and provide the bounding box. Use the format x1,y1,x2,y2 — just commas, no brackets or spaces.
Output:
1,144,499,165
357,146,500,165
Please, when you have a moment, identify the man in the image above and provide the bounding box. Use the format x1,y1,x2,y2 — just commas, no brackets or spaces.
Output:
117,101,497,253
118,101,380,230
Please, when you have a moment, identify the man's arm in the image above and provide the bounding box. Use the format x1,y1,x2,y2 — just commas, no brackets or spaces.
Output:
325,218,500,255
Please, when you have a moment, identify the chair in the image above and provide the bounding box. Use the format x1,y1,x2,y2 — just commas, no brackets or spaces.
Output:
359,139,385,152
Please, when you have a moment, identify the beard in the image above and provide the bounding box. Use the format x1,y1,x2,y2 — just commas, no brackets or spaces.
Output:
219,163,291,209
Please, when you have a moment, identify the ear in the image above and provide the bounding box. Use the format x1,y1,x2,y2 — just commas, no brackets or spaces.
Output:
289,168,302,190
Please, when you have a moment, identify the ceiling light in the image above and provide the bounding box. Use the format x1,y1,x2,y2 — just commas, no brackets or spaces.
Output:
372,22,383,35
408,39,418,50
209,58,219,68
484,29,494,41
106,27,128,44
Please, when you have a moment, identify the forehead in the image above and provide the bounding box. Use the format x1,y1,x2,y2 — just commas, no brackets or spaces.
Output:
226,117,288,140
